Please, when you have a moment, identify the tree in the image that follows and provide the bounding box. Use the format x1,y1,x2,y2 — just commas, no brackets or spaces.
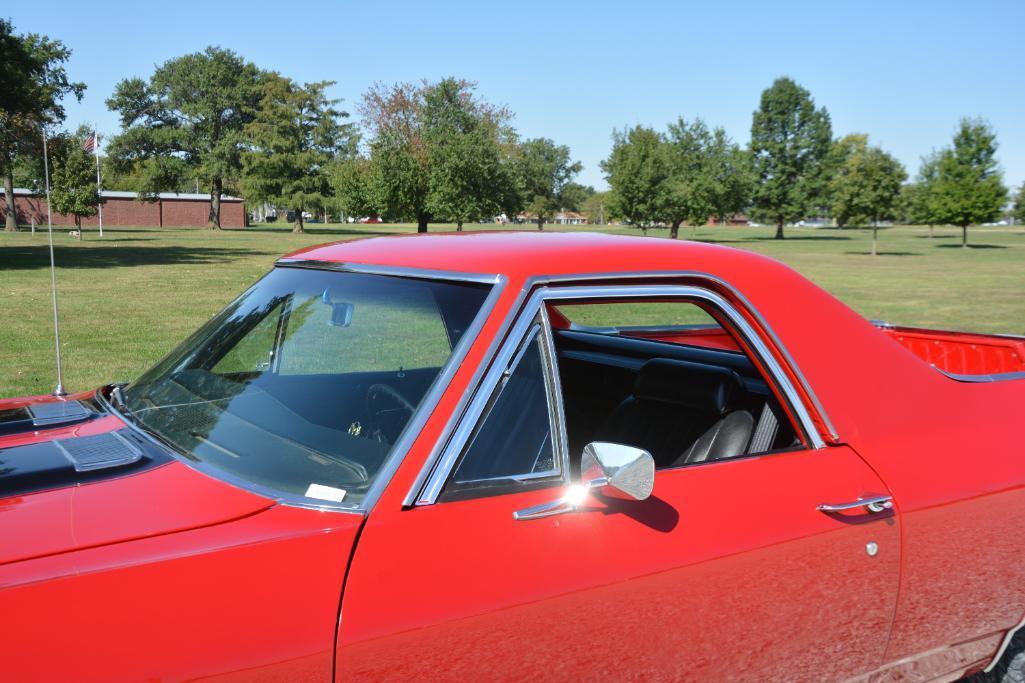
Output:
422,79,517,230
359,78,514,232
1015,185,1025,226
106,47,261,229
559,183,595,212
243,75,353,233
513,137,582,230
0,20,85,231
705,128,753,227
662,118,714,239
581,190,611,224
749,77,832,239
828,139,907,255
901,151,943,237
49,132,100,237
932,118,1008,248
601,126,668,233
329,156,377,223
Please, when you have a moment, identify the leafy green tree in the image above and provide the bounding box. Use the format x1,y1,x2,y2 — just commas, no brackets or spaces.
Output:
705,128,753,226
602,126,668,233
329,156,377,222
932,118,1008,248
49,131,100,237
749,77,832,239
829,140,907,255
359,78,514,232
581,190,611,224
902,151,943,237
422,79,517,230
1014,184,1025,225
106,47,261,228
513,137,582,230
559,183,595,212
663,118,714,238
0,20,84,231
243,75,353,233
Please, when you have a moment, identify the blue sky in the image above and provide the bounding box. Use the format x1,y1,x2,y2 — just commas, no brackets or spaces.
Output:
12,0,1025,191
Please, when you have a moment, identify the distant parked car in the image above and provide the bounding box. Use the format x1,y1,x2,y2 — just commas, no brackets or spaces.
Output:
359,216,383,224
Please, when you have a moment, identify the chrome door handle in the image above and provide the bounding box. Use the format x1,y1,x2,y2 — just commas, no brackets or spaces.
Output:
817,495,893,514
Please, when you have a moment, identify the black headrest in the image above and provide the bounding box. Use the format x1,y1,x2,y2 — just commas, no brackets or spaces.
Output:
633,358,743,413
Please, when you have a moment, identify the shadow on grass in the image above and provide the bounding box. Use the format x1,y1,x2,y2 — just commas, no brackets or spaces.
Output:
843,251,920,257
229,226,399,237
0,244,281,270
935,243,1007,250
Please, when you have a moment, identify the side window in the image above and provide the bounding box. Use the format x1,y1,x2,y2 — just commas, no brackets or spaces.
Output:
550,298,803,472
446,326,559,492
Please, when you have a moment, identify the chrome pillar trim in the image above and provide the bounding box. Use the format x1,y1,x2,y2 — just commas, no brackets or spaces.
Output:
412,282,829,507
401,283,534,506
413,301,547,505
985,613,1025,673
539,304,572,479
275,259,502,285
357,273,508,512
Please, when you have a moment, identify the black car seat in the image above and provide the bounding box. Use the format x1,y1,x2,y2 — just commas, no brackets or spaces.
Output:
597,358,754,468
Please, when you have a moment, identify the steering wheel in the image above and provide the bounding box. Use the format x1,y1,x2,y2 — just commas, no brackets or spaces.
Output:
365,383,416,444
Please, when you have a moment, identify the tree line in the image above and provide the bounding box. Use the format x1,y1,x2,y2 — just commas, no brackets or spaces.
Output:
604,76,1016,249
1,20,1022,243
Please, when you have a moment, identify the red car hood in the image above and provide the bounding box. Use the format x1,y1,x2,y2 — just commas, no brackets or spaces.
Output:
0,393,275,567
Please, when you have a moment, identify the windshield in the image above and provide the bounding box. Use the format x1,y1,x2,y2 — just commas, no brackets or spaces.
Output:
122,266,491,508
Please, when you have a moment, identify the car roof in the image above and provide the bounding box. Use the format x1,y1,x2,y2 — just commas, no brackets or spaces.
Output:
280,231,784,282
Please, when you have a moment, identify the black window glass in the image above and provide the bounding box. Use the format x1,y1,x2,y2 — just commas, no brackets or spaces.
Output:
451,331,556,484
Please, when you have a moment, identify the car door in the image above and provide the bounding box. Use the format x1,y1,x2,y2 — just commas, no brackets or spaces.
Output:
336,287,901,682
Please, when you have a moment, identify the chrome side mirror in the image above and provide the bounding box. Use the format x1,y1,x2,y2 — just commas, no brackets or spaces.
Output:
514,442,655,520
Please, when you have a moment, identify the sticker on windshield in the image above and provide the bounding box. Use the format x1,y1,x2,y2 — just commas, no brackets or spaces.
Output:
305,483,347,502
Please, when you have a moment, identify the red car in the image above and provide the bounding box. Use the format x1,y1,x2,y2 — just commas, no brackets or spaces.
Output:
2,232,1024,682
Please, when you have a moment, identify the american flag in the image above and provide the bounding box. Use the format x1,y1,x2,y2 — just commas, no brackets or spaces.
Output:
83,132,98,153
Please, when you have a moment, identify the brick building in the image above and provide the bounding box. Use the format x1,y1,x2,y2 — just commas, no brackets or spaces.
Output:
0,188,246,228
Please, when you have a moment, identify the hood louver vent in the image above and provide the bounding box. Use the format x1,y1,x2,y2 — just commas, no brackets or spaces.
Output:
29,400,92,427
55,431,143,472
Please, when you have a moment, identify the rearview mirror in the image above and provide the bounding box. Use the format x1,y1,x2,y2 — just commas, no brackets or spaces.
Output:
514,441,654,520
321,288,354,327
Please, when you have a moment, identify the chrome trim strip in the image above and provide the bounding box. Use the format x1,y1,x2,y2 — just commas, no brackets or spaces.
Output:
934,367,1025,383
540,304,572,479
413,283,828,506
276,259,501,285
986,613,1025,673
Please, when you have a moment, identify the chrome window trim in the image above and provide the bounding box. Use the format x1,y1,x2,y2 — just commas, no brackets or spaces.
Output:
100,264,506,515
411,281,828,507
404,269,842,508
449,322,563,486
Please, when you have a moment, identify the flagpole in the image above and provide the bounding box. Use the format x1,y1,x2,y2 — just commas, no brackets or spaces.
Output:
42,125,66,397
94,131,103,237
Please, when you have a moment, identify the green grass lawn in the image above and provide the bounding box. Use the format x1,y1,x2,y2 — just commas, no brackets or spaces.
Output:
1,221,1023,397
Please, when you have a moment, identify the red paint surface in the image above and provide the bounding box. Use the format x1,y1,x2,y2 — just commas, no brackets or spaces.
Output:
3,233,1024,680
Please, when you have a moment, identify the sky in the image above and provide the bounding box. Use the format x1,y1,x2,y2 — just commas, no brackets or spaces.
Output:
11,0,1025,192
